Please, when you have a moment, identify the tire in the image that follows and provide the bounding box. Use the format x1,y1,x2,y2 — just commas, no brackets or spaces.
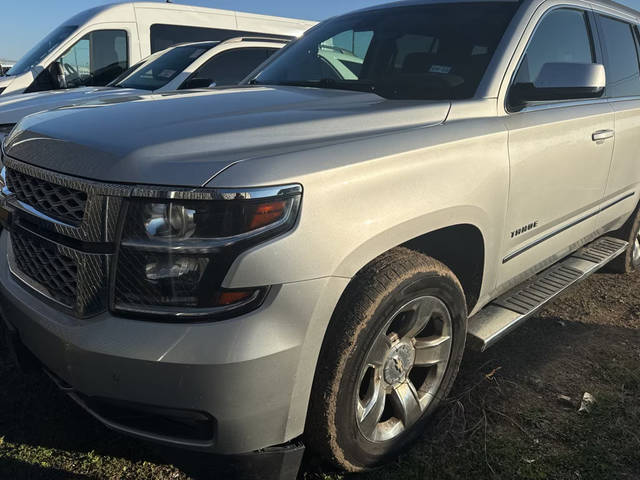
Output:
608,204,640,274
305,247,467,472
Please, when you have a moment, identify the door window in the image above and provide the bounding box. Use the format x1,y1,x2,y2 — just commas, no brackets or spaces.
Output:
58,30,128,88
180,47,279,89
597,16,640,98
511,9,594,104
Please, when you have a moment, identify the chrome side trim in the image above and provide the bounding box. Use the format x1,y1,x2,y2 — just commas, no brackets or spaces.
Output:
503,191,635,263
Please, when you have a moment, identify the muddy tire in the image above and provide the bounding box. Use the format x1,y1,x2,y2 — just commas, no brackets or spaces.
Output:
608,204,640,274
305,247,467,472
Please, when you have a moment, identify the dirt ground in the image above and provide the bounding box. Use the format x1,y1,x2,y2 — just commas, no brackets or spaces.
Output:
0,269,638,480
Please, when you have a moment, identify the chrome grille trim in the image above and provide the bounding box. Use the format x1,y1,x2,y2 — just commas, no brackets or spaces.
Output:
6,168,87,226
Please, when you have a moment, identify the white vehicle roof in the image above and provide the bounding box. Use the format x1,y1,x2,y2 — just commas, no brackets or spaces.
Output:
0,37,287,128
60,2,315,36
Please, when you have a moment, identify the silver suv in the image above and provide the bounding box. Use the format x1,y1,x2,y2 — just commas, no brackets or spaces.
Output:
1,0,640,473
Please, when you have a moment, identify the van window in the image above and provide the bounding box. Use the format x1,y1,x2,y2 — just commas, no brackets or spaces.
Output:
181,47,279,89
151,24,291,53
513,9,595,87
597,16,640,98
57,30,129,88
7,25,78,76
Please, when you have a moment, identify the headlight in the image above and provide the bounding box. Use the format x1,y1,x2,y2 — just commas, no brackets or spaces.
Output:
113,184,302,320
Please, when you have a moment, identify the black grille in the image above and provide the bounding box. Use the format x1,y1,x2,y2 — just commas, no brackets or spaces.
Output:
11,230,78,307
6,168,87,225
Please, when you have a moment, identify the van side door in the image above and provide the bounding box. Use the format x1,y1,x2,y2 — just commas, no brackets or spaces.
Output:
499,8,614,286
593,14,640,231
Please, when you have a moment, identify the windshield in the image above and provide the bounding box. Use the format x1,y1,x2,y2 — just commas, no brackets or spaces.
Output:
250,2,518,100
114,44,215,90
8,25,77,76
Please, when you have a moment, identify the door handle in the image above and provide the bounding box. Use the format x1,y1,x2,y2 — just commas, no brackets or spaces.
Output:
592,129,615,142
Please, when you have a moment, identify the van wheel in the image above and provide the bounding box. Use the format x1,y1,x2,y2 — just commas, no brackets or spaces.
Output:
305,248,467,472
608,206,640,273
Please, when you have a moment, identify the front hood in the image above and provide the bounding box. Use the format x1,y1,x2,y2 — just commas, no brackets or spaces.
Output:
0,87,145,124
4,86,451,187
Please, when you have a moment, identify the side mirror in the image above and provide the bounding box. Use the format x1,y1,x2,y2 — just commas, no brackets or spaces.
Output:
181,77,214,90
510,62,605,107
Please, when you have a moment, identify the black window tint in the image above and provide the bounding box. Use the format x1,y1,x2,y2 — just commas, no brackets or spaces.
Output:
150,24,291,53
515,9,594,85
183,48,278,88
253,3,519,100
598,16,640,97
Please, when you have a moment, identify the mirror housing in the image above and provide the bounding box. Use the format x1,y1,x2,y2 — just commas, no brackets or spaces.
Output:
509,62,605,109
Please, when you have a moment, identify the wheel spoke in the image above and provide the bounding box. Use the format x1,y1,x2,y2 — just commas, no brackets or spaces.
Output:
391,380,423,428
402,298,433,339
414,335,452,366
358,379,386,439
365,332,392,367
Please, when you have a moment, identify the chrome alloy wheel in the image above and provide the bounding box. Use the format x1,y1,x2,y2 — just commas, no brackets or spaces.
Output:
633,231,640,268
355,296,453,443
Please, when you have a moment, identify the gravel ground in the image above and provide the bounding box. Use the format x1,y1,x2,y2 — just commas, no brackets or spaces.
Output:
0,269,638,480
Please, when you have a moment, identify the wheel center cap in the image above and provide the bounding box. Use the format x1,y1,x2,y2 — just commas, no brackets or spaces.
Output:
383,342,415,386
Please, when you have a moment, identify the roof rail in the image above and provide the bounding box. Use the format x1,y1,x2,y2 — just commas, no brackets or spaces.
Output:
221,36,291,45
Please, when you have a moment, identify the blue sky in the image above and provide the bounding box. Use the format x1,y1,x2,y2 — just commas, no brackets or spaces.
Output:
4,0,640,61
2,0,383,60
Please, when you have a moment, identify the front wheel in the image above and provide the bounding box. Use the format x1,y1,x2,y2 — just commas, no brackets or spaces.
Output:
305,248,467,471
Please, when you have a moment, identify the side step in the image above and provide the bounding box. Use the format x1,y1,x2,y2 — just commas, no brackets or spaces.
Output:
467,236,628,351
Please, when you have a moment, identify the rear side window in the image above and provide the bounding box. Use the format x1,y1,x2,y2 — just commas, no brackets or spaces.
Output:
597,16,640,98
181,47,279,88
514,9,594,86
150,24,292,53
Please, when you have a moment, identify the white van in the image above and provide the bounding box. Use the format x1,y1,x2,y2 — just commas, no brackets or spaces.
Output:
0,60,15,76
0,2,314,96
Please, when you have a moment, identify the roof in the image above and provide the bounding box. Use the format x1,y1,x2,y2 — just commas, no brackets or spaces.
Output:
67,2,315,27
344,0,640,19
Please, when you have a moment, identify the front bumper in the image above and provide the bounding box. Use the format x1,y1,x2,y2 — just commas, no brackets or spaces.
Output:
0,231,348,454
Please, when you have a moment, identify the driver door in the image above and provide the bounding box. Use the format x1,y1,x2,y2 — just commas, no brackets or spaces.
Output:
499,8,614,286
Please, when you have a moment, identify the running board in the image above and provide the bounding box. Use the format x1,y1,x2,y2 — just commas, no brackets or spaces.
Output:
468,236,628,352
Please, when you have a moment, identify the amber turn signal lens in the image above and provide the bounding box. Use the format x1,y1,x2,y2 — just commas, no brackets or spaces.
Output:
248,200,287,230
216,290,255,306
